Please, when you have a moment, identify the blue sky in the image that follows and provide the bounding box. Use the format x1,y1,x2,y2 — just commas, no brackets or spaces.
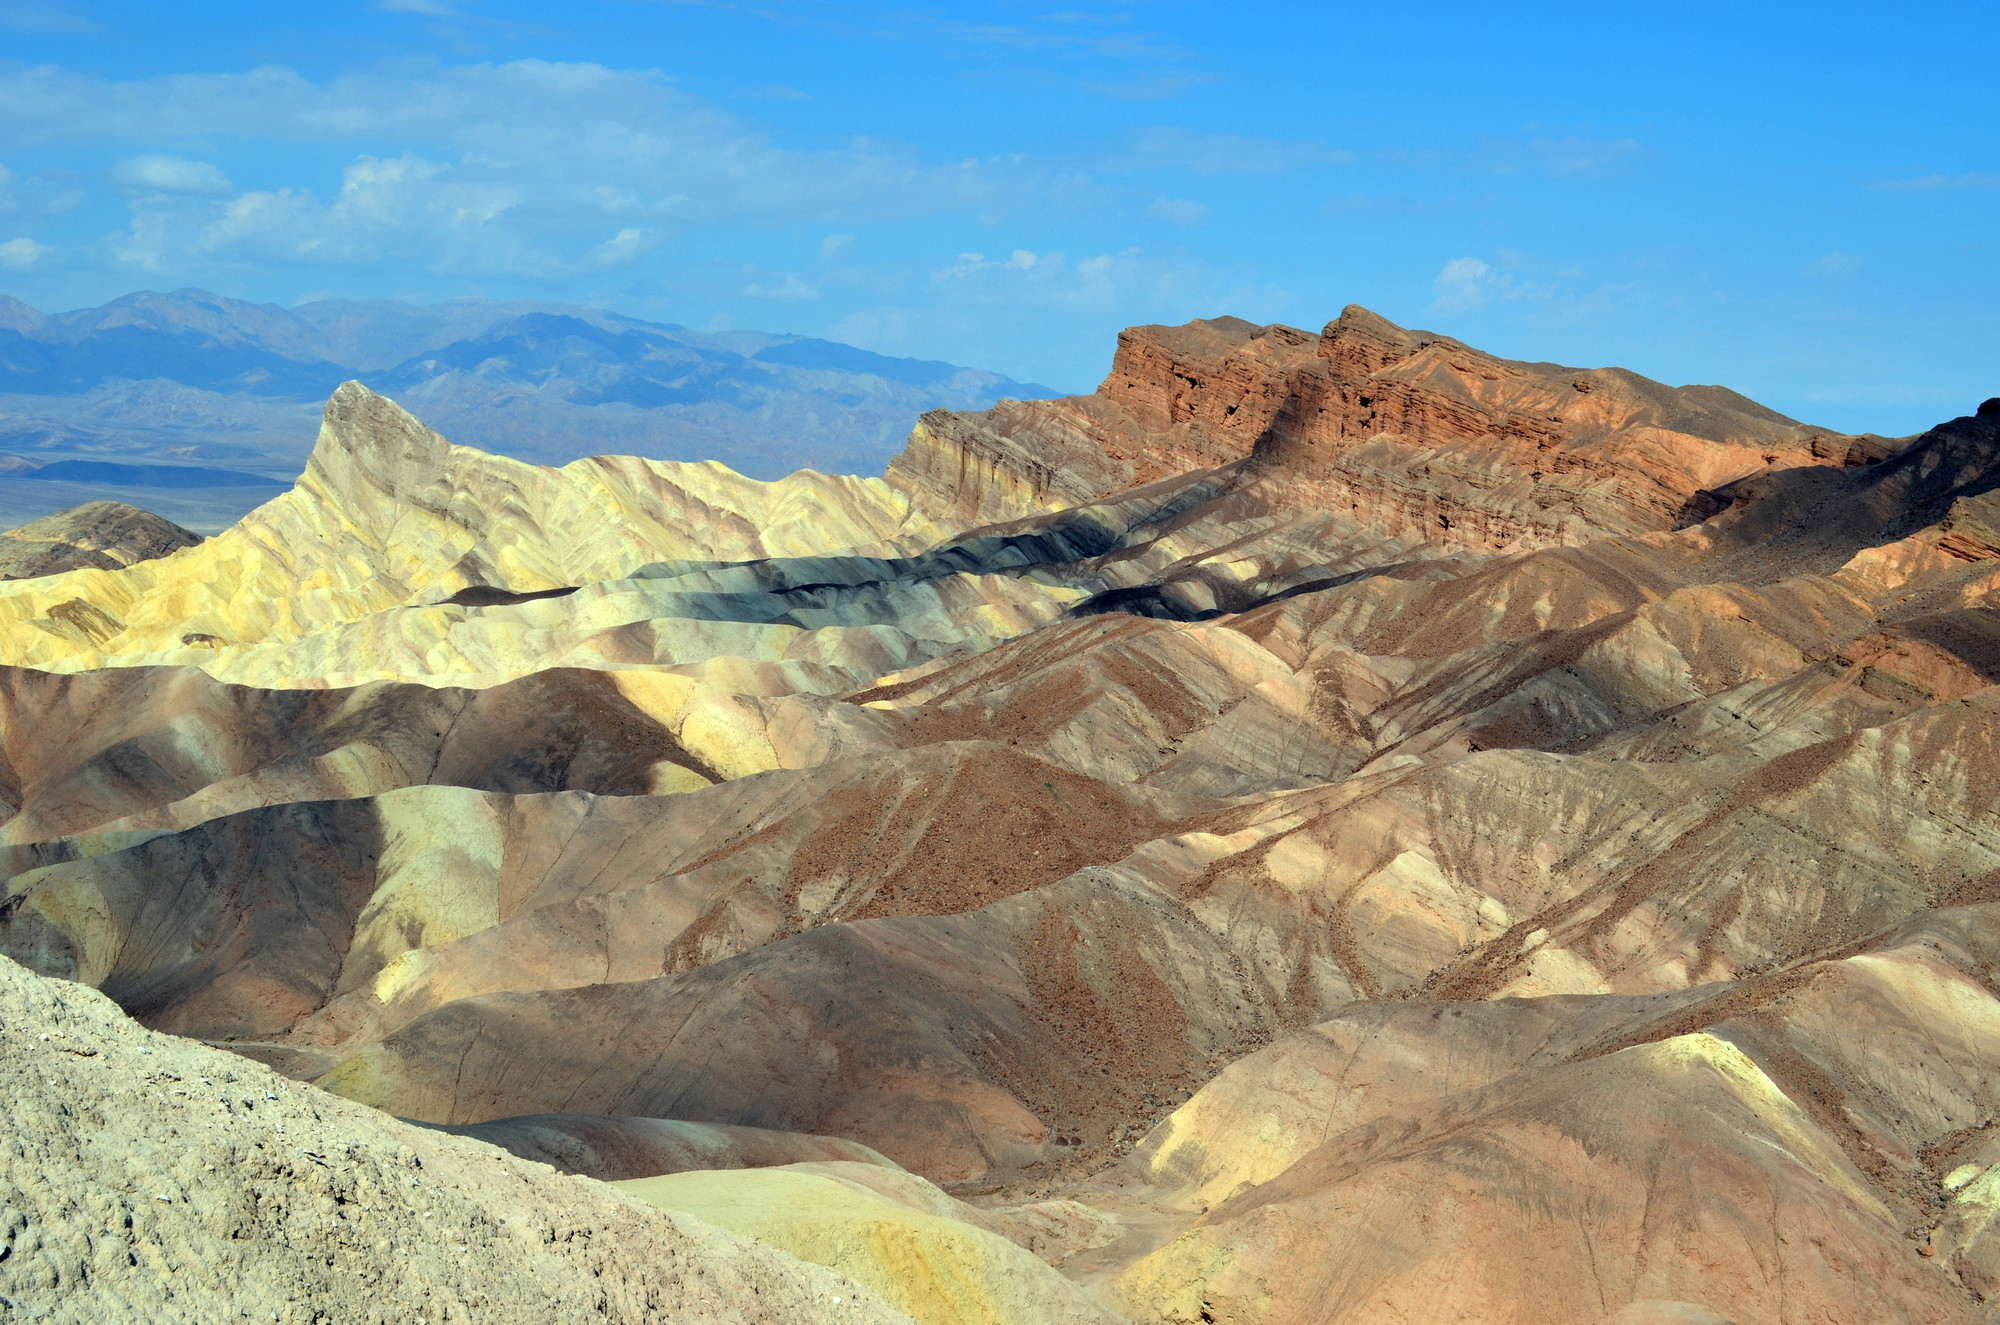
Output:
0,1,1994,431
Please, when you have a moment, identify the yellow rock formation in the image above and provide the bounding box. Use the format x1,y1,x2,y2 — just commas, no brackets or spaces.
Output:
615,1166,1117,1325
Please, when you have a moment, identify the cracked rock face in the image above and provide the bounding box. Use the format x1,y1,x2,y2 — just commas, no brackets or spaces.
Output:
1,319,1998,1323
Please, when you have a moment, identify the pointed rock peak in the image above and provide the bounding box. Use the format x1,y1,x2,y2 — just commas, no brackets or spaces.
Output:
1322,305,1429,370
0,294,44,335
1978,397,2000,418
301,381,463,511
1330,304,1411,338
314,381,453,469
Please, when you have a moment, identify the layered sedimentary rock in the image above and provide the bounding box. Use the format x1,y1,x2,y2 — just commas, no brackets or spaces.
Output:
4,325,1999,1323
0,500,201,580
888,305,1896,547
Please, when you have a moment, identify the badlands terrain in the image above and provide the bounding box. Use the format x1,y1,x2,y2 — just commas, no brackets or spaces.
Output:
3,304,2000,1323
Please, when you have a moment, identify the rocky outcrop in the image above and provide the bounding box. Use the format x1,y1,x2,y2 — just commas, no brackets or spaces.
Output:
887,316,1318,522
887,317,1320,523
889,305,1875,552
0,954,914,1325
0,500,201,580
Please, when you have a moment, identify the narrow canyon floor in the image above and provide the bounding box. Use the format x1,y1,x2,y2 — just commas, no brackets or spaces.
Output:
5,306,2000,1324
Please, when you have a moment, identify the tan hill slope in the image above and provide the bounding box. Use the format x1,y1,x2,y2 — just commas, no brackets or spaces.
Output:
2,317,1998,1322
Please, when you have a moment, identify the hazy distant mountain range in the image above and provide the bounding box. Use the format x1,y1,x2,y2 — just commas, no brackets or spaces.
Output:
0,289,1055,531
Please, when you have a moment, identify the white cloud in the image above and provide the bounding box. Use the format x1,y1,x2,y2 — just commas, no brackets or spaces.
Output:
1431,256,1495,314
588,227,657,268
1145,196,1209,225
936,249,1044,280
112,151,536,274
1428,253,1568,315
0,236,52,269
113,154,234,195
927,246,1172,314
819,234,854,261
0,60,1052,280
0,62,1006,221
1807,252,1862,277
377,0,459,14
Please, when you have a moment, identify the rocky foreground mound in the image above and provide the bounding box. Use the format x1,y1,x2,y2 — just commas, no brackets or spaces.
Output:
0,954,912,1324
3,308,2000,1322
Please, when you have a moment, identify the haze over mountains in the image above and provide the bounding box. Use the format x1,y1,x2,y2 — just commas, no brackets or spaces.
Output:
0,288,1054,532
5,304,2000,1323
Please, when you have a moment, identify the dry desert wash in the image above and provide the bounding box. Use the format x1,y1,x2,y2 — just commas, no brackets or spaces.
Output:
5,306,2000,1324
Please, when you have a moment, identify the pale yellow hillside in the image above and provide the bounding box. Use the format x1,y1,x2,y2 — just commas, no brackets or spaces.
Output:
0,382,957,678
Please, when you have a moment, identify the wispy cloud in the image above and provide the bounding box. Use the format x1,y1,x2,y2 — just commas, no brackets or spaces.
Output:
0,60,1061,279
1431,256,1495,314
936,249,1044,279
1806,252,1862,277
1145,196,1210,225
1120,128,1350,174
1076,71,1217,102
1869,172,2000,192
921,244,1216,319
587,227,657,268
1429,253,1566,315
743,270,820,299
113,155,234,196
1530,135,1644,176
1473,133,1647,177
0,4,93,33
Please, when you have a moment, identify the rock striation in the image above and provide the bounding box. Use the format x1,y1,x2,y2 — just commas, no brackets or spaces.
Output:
3,329,1999,1323
888,305,1895,547
0,501,201,581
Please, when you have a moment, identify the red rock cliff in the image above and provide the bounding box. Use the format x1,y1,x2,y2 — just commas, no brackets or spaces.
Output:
889,305,1891,549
